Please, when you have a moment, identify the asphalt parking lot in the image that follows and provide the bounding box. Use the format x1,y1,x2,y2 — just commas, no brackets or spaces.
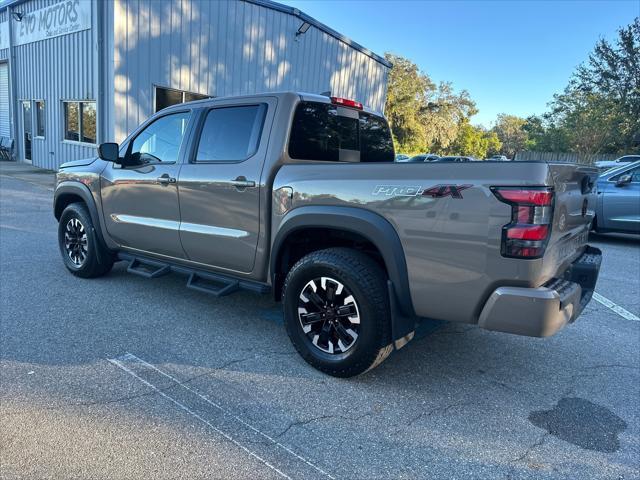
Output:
1,161,639,480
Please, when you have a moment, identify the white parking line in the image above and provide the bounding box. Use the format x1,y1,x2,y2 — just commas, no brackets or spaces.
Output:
108,353,335,480
108,356,291,479
593,292,639,321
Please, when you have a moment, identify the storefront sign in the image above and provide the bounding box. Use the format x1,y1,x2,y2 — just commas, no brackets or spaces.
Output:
13,0,91,47
0,22,9,50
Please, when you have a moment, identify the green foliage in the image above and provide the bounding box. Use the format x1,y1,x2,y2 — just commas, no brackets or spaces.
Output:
446,121,501,158
492,114,528,158
384,53,476,154
384,18,639,157
536,18,640,154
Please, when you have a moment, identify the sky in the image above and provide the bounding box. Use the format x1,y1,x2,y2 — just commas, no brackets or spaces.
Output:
281,0,639,127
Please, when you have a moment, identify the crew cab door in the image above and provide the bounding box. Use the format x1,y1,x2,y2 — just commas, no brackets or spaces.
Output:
100,110,194,258
177,98,275,273
601,165,640,232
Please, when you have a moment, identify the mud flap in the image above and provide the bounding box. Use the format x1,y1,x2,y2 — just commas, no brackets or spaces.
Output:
388,280,416,350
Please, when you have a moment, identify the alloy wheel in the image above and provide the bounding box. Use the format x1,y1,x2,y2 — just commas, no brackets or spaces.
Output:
297,276,360,354
64,218,88,267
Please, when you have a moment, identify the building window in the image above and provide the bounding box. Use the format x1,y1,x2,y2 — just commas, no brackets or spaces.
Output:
155,86,210,112
63,101,96,144
35,100,45,138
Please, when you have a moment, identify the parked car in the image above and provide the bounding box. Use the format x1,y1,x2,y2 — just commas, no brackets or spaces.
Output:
594,155,640,171
592,161,640,234
435,156,478,162
403,153,440,163
487,155,510,161
53,92,601,377
395,154,410,162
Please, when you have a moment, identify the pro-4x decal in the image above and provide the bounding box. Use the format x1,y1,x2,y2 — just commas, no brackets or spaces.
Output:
421,184,473,199
372,184,473,199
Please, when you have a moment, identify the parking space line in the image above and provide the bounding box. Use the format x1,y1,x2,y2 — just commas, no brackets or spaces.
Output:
108,356,292,480
593,292,639,321
109,353,335,480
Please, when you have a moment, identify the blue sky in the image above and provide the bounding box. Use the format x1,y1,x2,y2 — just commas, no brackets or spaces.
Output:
281,0,639,126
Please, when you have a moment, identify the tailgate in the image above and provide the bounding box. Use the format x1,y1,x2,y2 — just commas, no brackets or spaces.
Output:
545,164,598,272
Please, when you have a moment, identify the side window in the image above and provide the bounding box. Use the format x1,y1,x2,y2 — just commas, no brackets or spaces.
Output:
128,111,190,164
629,167,640,182
195,104,266,162
288,101,394,163
359,112,394,163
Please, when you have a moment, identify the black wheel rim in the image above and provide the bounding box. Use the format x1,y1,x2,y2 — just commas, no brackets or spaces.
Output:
297,276,360,354
64,218,88,267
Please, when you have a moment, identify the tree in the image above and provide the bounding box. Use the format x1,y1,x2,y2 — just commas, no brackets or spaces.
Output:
573,18,640,151
384,53,477,154
383,54,432,153
523,115,569,152
492,114,528,158
539,17,640,154
423,82,477,152
447,121,501,158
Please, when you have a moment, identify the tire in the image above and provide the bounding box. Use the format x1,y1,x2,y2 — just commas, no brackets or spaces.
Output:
58,202,114,278
282,247,393,377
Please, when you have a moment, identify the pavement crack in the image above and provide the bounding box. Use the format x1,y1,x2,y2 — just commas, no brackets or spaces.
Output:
392,400,470,435
512,431,549,464
271,411,374,439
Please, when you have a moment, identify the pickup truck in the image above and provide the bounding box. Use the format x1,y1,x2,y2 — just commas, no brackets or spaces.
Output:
54,92,602,377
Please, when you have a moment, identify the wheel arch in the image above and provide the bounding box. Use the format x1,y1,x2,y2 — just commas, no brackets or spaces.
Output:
271,206,415,322
54,182,109,250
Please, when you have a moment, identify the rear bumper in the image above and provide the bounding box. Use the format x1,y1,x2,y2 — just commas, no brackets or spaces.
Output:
478,246,602,337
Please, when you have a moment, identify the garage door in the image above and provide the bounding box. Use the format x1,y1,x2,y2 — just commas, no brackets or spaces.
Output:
0,63,9,138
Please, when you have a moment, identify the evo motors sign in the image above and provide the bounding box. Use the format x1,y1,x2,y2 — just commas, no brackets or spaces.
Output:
13,0,91,47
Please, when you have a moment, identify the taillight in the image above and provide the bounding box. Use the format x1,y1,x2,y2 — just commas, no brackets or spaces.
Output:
331,97,363,110
492,187,554,259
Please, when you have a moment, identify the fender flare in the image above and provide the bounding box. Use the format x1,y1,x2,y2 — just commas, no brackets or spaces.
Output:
271,206,416,340
54,181,110,251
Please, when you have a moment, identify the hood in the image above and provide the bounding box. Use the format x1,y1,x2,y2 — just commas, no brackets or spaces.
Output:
59,157,97,169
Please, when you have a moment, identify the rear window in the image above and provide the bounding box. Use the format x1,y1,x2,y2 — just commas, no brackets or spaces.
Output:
288,102,394,163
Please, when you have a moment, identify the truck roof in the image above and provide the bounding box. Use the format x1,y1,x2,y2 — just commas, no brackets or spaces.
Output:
168,91,382,116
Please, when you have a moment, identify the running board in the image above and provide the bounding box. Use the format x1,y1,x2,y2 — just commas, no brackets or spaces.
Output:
127,258,171,279
187,272,239,297
117,252,270,296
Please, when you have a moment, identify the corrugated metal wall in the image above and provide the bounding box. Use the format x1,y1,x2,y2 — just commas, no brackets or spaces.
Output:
11,0,97,169
113,0,389,141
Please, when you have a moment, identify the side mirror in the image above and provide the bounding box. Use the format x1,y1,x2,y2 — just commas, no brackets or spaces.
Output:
615,174,632,187
97,142,120,163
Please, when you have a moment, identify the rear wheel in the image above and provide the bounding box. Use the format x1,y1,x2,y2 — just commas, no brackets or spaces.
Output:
283,248,393,377
58,203,114,278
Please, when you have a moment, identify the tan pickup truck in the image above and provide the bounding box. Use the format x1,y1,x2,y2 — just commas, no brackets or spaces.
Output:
54,92,602,377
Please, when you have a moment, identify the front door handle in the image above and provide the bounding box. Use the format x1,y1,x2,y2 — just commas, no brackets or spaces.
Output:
157,174,176,185
230,176,256,189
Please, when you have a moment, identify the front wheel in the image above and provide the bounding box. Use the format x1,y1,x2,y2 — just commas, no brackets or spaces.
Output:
58,202,114,278
282,248,393,377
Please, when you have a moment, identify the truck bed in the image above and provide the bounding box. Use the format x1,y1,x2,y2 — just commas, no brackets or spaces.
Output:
272,161,597,323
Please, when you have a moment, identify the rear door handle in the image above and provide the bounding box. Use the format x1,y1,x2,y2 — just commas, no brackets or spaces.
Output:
230,177,256,189
157,174,176,185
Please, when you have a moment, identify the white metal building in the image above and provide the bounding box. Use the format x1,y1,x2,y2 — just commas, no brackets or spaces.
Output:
0,0,390,169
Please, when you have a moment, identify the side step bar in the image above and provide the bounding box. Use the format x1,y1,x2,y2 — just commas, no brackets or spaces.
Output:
117,252,270,297
127,258,171,279
187,272,238,297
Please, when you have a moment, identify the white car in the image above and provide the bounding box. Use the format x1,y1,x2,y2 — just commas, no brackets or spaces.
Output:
487,155,510,161
594,155,640,171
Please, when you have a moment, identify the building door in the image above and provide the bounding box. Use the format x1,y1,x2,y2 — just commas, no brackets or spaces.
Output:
0,63,9,140
21,100,32,161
